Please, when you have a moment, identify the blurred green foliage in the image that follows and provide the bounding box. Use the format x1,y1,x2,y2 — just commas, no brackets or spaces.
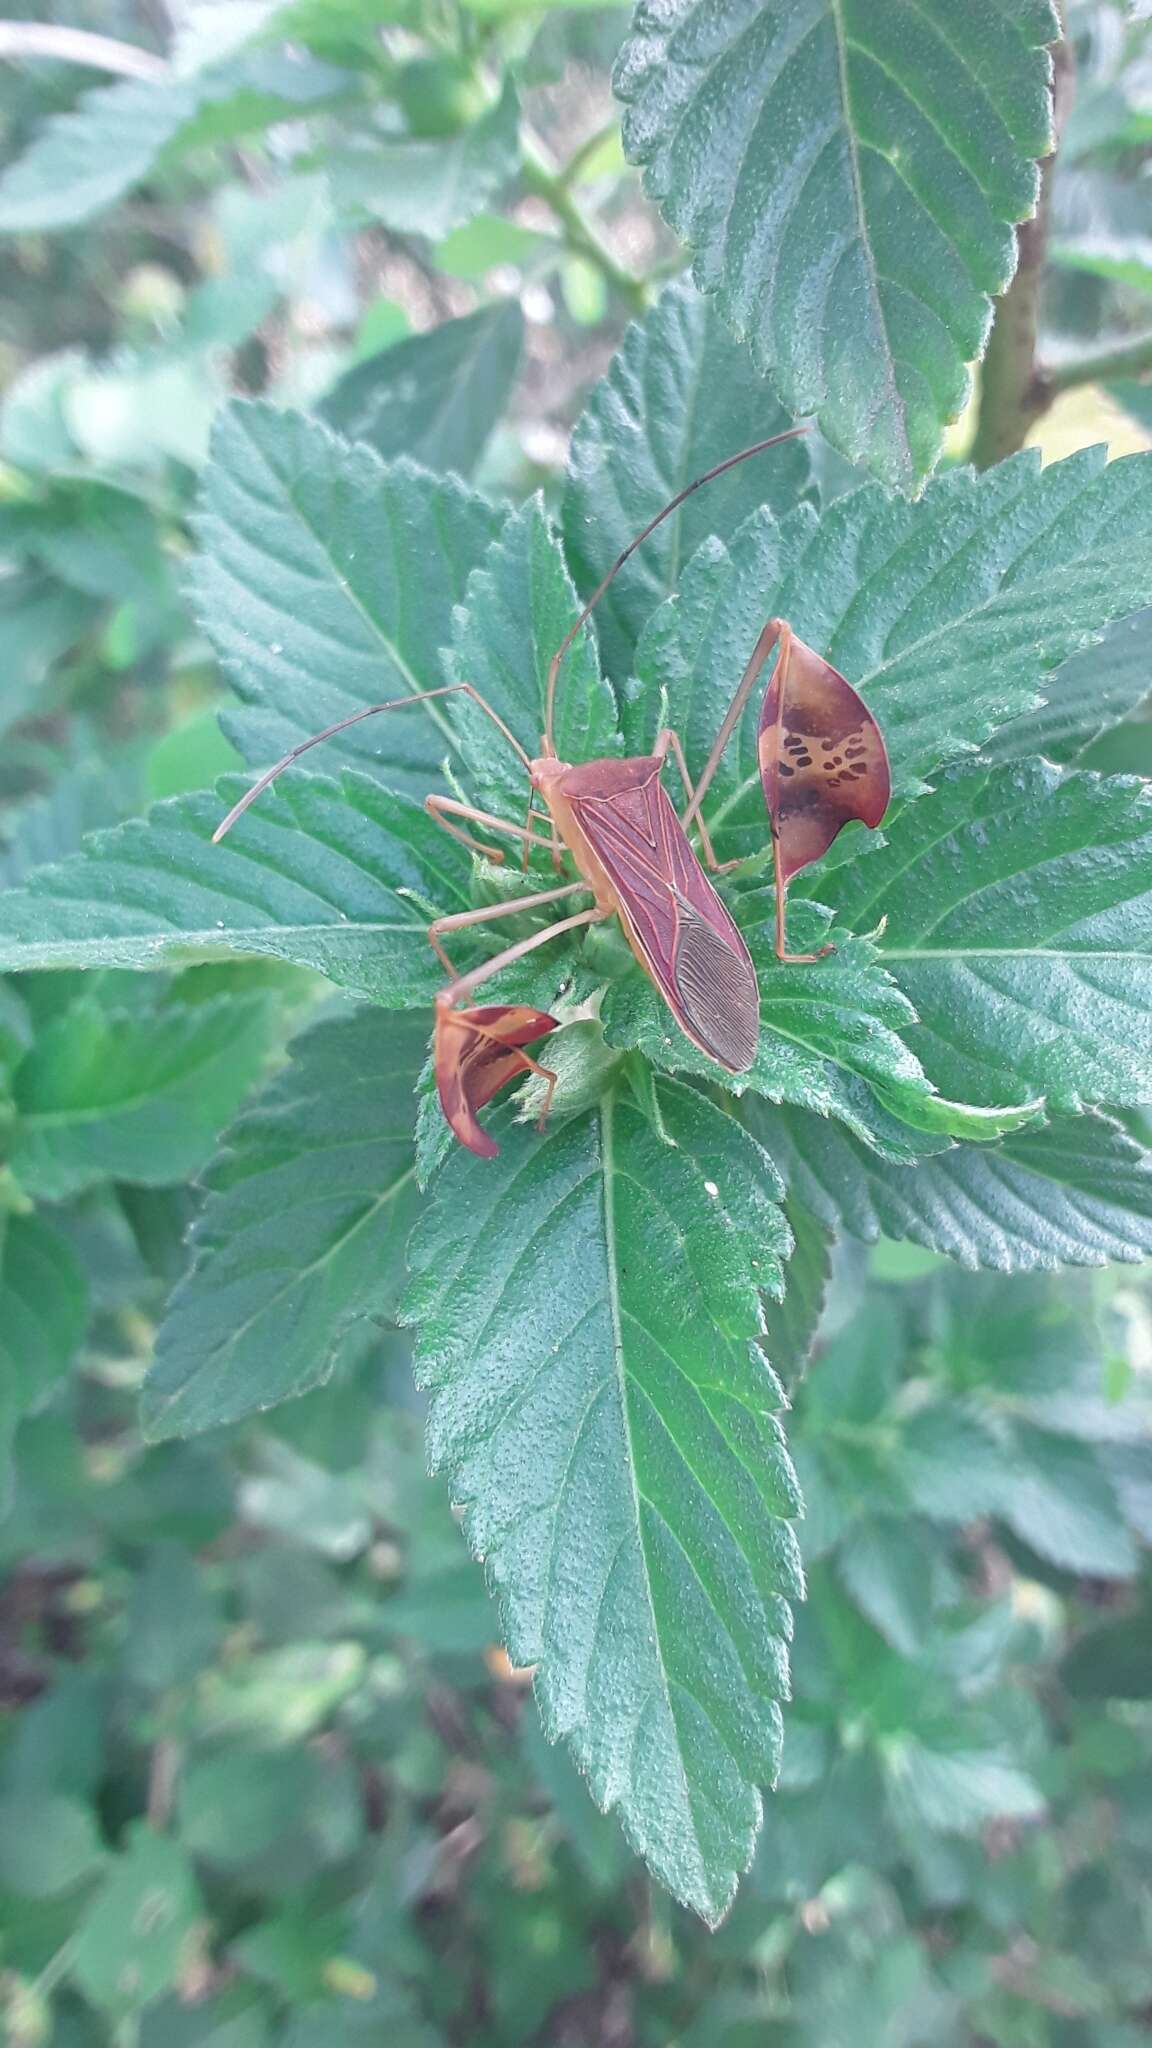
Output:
0,0,1150,2040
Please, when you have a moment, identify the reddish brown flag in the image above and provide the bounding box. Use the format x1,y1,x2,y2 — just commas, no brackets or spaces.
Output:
434,1001,560,1159
758,623,890,882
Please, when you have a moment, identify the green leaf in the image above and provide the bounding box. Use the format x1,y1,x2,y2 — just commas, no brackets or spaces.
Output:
70,1824,203,2015
627,447,1152,855
229,1904,349,2004
561,281,813,682
0,49,347,237
0,77,201,234
602,921,914,1105
0,750,145,888
0,1213,88,1514
760,1194,832,1388
897,1401,1016,1526
402,1076,800,1924
15,481,171,609
885,1741,1044,1835
0,568,98,742
0,1792,105,1898
762,1104,1152,1272
64,349,224,472
826,762,1152,1113
321,300,524,478
280,1990,444,2048
0,980,32,1077
436,211,555,279
141,1009,423,1440
836,1518,934,1657
189,401,504,798
196,1642,365,1745
444,495,621,821
601,899,1018,1147
122,1544,224,1694
9,990,276,1200
177,1746,363,1869
331,76,520,239
0,772,545,1005
1062,1614,1152,1701
1109,378,1152,439
140,1992,272,2048
614,0,1058,489
995,1424,1138,1579
147,711,243,804
983,605,1152,766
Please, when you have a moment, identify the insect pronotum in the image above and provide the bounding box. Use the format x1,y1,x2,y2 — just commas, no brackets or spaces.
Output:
214,431,890,1156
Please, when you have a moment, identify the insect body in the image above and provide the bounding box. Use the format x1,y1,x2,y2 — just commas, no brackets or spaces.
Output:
531,747,759,1073
215,430,889,1156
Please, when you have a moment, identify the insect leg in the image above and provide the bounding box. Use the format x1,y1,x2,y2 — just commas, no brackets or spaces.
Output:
771,823,834,965
679,618,789,838
467,1023,561,1131
428,882,590,976
670,619,830,959
425,794,556,865
652,727,722,869
517,791,564,874
437,905,603,1006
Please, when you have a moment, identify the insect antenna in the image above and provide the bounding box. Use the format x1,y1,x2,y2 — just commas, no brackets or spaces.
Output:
212,686,533,844
543,423,810,755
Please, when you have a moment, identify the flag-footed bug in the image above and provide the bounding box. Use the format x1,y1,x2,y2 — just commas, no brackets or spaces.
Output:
215,432,890,1156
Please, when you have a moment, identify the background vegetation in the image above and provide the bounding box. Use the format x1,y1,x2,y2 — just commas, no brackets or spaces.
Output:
0,1,1151,2042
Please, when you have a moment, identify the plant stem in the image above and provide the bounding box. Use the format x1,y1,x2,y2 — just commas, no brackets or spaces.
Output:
560,119,619,190
968,16,1073,469
521,133,647,315
147,1733,181,1828
0,23,167,81
1042,327,1152,394
7,1937,79,2032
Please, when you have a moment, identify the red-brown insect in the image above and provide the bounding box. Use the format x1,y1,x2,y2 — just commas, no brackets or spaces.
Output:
683,619,890,964
214,433,889,1155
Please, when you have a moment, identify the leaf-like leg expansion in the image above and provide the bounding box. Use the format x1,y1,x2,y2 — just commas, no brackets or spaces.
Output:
772,821,834,965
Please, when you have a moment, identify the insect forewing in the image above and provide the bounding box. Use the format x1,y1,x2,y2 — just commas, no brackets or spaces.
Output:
564,758,759,1073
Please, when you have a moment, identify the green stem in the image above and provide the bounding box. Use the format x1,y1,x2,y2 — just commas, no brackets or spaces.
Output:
7,1937,79,2033
521,133,647,315
560,119,619,189
1041,328,1152,395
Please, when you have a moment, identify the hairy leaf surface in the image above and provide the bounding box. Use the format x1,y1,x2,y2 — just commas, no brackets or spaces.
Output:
759,1105,1152,1273
189,402,504,798
629,449,1152,858
562,282,813,681
614,0,1058,488
143,1009,424,1440
826,763,1152,1113
403,1079,801,1923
